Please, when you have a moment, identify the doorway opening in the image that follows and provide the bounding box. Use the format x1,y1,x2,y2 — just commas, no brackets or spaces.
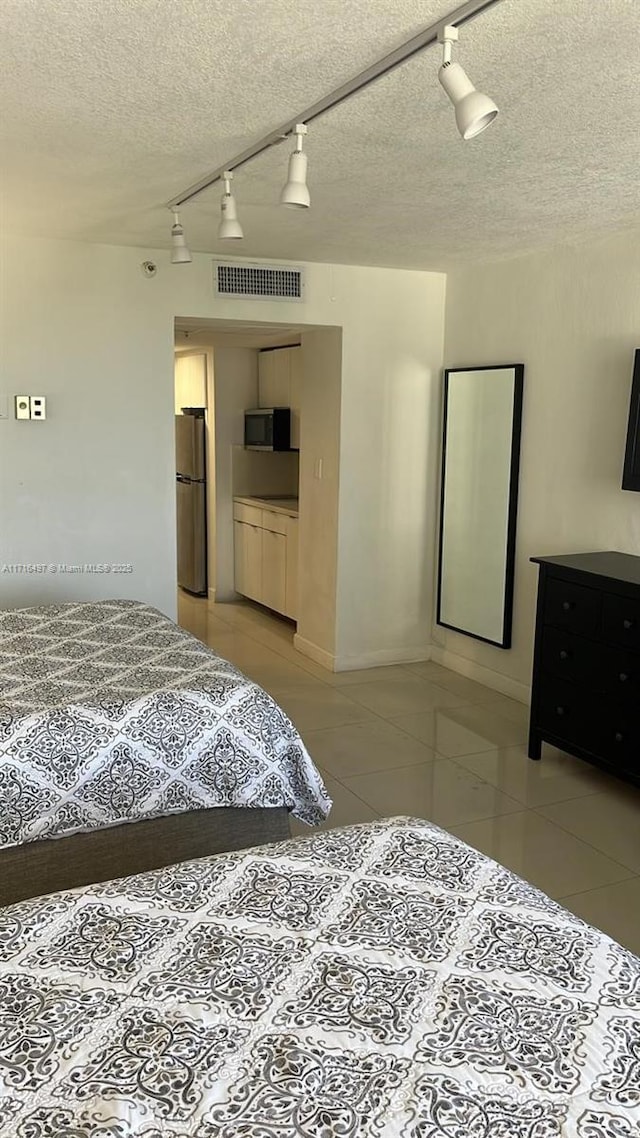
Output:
173,317,342,670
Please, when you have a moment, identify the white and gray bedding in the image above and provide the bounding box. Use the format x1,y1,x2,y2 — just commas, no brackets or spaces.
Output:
0,816,638,1137
0,600,330,849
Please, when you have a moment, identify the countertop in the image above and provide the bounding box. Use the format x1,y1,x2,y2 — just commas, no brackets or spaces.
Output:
234,495,299,518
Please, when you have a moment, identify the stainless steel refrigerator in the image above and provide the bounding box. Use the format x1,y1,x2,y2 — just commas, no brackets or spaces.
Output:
175,410,207,595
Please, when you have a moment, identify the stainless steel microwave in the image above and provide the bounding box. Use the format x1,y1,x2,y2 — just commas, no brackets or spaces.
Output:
244,407,291,451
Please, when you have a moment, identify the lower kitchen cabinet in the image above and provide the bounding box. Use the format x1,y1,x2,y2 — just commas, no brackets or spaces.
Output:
233,520,262,603
285,517,299,619
234,503,298,619
262,528,287,614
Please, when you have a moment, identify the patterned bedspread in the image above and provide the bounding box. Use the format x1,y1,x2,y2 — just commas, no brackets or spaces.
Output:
0,600,330,849
0,817,638,1137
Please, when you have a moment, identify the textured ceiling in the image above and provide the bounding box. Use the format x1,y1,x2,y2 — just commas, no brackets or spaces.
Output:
1,0,639,269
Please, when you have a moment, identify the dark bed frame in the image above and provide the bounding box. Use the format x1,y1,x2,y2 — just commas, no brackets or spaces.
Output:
0,807,291,907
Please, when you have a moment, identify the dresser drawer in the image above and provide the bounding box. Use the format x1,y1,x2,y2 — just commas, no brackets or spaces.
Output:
602,592,640,650
260,508,287,535
233,502,263,527
598,643,640,703
544,577,600,636
537,676,595,749
595,707,639,770
541,627,598,687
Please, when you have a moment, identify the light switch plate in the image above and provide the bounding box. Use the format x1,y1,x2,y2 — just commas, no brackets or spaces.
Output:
15,395,31,420
30,396,46,420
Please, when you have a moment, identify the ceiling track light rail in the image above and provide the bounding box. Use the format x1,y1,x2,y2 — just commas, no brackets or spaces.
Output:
167,0,503,212
165,0,502,252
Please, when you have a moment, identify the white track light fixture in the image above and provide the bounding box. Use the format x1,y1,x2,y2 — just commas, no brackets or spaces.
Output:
280,124,310,209
218,171,244,239
438,25,498,140
170,210,192,263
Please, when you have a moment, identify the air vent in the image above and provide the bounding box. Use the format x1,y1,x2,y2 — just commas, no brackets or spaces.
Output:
214,261,304,302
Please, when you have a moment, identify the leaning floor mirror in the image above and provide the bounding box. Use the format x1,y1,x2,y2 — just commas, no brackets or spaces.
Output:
437,364,524,648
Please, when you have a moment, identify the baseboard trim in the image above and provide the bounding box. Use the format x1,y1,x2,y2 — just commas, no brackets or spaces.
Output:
293,635,336,672
207,587,216,604
333,645,432,672
293,636,433,673
430,645,530,704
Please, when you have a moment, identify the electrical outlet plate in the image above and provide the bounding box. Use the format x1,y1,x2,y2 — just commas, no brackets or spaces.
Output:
15,395,31,420
30,396,46,420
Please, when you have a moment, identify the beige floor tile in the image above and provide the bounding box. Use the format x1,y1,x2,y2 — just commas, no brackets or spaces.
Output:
454,744,615,807
559,877,640,954
290,774,379,836
242,658,328,695
274,684,377,733
539,788,640,873
343,758,521,828
346,676,469,717
481,696,530,727
324,665,417,687
404,661,496,703
451,811,634,899
204,631,288,670
304,720,436,780
390,704,527,758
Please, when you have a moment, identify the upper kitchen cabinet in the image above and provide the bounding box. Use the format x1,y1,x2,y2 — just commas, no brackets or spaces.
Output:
289,347,302,450
258,347,302,448
257,349,285,409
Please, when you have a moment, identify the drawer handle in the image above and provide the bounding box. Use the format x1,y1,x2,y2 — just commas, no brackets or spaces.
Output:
559,650,570,661
619,672,629,683
561,601,573,612
615,732,624,744
555,705,566,717
623,619,634,630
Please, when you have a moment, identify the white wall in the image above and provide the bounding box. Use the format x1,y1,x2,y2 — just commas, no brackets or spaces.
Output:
296,328,343,661
0,237,446,666
334,269,447,668
439,228,640,699
212,347,258,601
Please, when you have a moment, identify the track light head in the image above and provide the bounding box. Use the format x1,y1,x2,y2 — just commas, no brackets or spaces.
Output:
170,210,192,263
218,171,243,239
281,124,310,209
438,25,498,140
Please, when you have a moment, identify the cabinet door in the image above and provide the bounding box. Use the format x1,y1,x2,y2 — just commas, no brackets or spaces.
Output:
234,521,262,602
258,351,277,408
285,517,299,620
259,349,290,408
244,523,263,602
234,521,248,596
289,346,302,450
262,528,287,615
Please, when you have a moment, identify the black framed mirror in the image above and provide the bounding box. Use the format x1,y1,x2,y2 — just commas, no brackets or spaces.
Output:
437,364,524,649
622,348,640,491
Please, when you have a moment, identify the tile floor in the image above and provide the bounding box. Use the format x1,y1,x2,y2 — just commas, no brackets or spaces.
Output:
178,590,640,954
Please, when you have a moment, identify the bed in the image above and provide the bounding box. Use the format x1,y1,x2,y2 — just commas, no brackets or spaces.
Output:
1,816,638,1137
0,599,330,903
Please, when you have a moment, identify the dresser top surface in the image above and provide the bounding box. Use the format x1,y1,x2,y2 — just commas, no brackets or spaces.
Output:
531,550,640,586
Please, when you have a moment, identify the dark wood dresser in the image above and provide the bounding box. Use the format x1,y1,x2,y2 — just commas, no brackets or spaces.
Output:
529,551,640,786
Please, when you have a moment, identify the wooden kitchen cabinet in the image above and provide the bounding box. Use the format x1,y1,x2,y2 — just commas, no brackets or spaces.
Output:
233,501,298,619
289,347,302,450
233,520,262,603
285,517,299,619
258,348,290,408
261,528,287,614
